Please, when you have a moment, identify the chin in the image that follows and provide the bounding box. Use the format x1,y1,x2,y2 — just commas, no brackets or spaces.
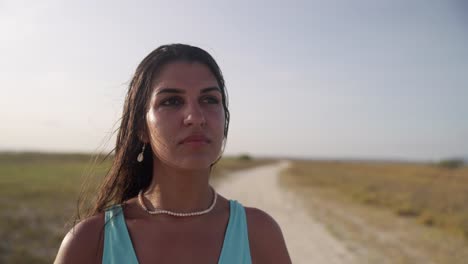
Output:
173,156,217,171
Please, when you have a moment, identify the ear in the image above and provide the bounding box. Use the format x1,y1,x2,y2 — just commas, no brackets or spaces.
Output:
138,123,150,144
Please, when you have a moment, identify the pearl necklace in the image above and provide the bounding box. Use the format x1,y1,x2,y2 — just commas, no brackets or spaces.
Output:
137,187,217,217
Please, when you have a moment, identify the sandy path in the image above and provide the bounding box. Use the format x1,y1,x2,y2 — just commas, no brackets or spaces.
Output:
213,161,356,264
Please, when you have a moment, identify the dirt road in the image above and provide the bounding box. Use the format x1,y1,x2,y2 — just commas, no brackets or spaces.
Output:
213,161,356,264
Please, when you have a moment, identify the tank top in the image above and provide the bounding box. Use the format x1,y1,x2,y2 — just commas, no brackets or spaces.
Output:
102,200,252,264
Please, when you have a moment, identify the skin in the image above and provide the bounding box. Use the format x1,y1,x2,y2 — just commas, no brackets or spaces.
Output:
54,62,291,264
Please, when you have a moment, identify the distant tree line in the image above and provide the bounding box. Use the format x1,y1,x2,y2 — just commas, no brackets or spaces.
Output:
436,158,466,169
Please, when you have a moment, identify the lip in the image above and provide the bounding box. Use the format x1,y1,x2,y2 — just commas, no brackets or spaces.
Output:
180,134,210,144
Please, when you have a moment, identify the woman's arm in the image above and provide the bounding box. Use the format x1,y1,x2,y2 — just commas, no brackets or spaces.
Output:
246,207,292,264
54,214,104,264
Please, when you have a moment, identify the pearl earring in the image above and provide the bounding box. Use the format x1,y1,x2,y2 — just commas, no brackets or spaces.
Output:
137,143,146,162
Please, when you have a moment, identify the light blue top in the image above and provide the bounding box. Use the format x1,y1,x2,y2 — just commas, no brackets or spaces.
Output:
103,200,252,264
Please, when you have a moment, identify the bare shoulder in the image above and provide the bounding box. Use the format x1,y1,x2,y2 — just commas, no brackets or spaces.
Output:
54,213,105,264
244,207,292,264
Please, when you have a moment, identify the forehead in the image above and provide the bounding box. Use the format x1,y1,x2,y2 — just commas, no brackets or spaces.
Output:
153,61,218,91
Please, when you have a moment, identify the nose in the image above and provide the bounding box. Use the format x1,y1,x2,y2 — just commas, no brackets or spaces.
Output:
183,102,206,127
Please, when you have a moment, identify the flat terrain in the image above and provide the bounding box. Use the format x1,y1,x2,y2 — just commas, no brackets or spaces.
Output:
3,153,467,263
280,160,468,264
0,152,274,263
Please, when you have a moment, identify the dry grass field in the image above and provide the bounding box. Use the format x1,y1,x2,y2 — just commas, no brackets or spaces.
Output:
280,160,468,263
0,152,274,264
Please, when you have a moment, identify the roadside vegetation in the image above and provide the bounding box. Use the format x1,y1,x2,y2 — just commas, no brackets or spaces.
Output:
0,152,274,263
280,159,468,239
279,159,468,263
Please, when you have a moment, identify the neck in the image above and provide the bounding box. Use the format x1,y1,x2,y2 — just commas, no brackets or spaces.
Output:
142,158,214,213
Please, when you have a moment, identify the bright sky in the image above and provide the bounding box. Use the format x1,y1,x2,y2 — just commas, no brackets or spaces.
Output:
1,0,467,161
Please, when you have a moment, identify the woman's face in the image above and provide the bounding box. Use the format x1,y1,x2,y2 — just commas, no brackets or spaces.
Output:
144,61,226,170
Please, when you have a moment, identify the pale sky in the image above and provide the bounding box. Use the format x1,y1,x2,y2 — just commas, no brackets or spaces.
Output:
1,0,467,161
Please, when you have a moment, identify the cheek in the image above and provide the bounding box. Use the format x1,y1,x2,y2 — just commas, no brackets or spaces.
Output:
146,111,175,147
209,109,225,133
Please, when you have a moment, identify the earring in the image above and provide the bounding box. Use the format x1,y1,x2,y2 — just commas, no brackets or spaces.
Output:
137,143,146,162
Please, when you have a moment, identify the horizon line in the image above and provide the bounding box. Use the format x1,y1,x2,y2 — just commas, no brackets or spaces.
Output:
1,149,466,164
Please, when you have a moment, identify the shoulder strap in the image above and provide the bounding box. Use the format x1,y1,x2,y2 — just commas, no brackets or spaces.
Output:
103,204,139,264
218,200,252,264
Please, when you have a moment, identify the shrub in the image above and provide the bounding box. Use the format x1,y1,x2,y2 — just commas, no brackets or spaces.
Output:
437,159,465,169
418,212,435,226
238,154,252,161
396,204,421,217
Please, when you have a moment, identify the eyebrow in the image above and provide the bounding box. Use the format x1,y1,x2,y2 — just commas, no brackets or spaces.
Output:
156,86,221,95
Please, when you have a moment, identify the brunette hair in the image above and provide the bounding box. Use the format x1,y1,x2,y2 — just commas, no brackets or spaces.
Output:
77,44,230,219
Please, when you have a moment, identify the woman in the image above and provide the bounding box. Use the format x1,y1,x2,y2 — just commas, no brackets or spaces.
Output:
55,44,291,264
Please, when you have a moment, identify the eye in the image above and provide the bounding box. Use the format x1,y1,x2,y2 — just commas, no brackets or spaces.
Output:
202,96,220,104
161,97,183,106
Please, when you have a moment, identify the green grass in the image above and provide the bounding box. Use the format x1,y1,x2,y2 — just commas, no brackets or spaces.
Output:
280,160,468,239
0,152,275,263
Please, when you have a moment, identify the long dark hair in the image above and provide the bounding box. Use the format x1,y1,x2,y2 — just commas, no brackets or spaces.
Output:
78,44,230,219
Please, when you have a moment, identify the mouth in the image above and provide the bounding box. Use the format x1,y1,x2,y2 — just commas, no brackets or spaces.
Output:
179,135,211,145
182,140,210,147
